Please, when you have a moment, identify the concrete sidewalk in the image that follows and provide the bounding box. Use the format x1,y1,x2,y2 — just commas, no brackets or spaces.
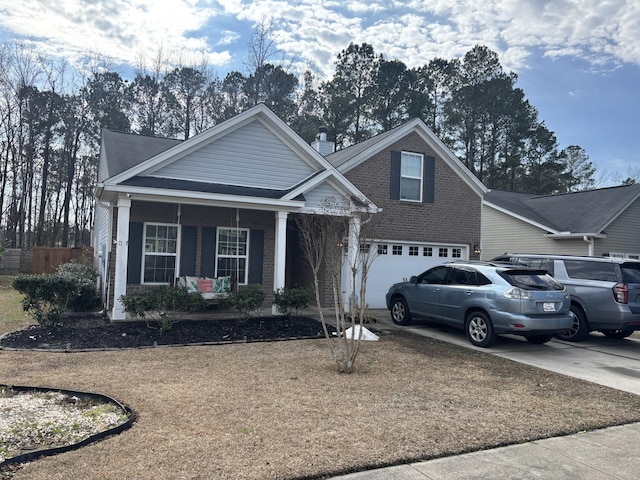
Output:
330,422,640,479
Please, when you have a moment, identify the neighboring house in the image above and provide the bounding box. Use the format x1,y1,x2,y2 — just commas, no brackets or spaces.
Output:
93,104,377,320
323,119,487,308
482,185,640,261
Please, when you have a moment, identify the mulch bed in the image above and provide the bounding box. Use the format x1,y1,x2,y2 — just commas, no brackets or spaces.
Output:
0,314,333,351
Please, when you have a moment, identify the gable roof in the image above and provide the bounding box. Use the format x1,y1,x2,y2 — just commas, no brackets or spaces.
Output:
100,130,181,181
96,104,377,214
484,184,640,235
325,118,487,197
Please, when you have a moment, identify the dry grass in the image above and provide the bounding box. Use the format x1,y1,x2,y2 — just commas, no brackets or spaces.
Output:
0,276,32,336
2,275,640,479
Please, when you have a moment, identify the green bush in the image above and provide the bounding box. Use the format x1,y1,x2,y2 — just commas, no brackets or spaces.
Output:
120,286,206,331
12,258,101,326
272,287,314,318
224,285,265,321
12,274,79,326
55,259,100,312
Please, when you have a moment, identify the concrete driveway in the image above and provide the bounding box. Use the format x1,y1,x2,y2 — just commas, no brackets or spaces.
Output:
371,311,640,396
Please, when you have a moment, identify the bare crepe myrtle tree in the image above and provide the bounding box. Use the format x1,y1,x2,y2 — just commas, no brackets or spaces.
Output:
296,196,379,373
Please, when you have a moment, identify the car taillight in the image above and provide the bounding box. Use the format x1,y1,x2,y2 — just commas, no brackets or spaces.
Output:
613,283,628,304
503,287,532,300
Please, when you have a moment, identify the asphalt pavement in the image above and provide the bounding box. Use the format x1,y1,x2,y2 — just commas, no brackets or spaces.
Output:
327,310,640,480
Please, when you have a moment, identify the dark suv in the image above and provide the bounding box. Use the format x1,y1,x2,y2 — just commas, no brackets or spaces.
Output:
386,261,572,347
491,254,640,341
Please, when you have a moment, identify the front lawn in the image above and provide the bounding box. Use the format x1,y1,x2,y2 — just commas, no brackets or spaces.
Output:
1,275,640,479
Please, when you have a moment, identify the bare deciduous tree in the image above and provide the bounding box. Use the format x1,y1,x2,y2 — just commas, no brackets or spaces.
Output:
296,196,378,373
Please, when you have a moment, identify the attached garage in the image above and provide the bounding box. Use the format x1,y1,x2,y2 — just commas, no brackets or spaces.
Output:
343,241,470,309
322,116,486,313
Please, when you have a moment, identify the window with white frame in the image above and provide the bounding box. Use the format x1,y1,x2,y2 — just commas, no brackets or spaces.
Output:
439,247,448,257
378,244,388,255
143,223,179,284
392,245,403,255
216,228,249,284
400,152,423,201
423,247,433,257
409,246,419,256
452,248,462,258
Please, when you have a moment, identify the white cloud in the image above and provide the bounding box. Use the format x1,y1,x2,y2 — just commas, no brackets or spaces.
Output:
0,0,638,79
0,0,227,70
217,30,241,46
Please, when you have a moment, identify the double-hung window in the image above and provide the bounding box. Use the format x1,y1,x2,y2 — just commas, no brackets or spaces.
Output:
216,228,249,284
400,152,423,202
143,223,179,284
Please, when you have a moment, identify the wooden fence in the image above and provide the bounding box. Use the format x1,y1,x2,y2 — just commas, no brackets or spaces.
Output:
0,249,33,275
31,247,94,274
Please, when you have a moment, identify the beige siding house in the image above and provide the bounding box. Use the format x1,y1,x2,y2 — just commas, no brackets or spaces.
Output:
482,185,640,260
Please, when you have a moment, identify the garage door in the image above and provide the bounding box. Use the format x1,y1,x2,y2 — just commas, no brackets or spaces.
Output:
342,242,469,309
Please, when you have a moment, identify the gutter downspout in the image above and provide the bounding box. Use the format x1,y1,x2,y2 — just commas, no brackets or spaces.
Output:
94,184,113,315
583,235,595,256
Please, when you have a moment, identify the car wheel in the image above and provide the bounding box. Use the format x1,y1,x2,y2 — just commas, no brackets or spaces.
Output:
526,334,553,344
556,305,589,342
465,311,496,348
390,297,412,325
601,329,633,339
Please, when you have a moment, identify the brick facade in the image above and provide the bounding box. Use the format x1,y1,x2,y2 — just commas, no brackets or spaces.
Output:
343,132,482,250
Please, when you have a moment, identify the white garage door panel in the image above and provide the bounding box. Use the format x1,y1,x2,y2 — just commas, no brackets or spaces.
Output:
342,242,468,309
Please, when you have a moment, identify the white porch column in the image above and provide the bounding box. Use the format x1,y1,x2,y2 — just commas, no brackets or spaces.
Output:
347,213,361,312
272,211,288,314
112,197,131,320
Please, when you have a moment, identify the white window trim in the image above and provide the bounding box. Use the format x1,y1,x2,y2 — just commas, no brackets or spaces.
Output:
141,222,181,285
215,227,250,285
400,151,423,202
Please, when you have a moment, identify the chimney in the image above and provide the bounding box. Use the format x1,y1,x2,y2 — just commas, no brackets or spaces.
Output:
311,127,335,155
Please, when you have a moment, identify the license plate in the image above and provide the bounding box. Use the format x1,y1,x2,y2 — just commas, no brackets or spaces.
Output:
543,302,555,312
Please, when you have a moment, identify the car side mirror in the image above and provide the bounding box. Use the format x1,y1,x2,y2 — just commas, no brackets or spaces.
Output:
410,275,418,284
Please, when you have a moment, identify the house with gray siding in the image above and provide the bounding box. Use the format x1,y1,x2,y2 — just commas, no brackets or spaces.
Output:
482,185,640,260
93,104,376,320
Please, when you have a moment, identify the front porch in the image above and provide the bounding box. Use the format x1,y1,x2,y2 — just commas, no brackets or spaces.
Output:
106,199,292,320
103,199,351,321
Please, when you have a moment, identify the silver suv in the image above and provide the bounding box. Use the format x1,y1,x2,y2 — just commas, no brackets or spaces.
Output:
491,254,640,341
385,261,572,347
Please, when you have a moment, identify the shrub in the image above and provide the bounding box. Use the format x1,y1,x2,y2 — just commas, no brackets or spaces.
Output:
272,287,314,318
224,285,265,321
12,274,79,326
12,258,101,326
120,286,206,331
55,259,100,312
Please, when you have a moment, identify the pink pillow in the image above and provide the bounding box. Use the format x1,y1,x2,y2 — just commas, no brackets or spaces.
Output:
197,278,213,293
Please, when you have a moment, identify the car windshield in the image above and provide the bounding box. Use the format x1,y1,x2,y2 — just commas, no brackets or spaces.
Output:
621,263,640,284
499,269,564,290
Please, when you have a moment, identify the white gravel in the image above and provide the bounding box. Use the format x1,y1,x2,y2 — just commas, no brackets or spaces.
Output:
0,389,129,463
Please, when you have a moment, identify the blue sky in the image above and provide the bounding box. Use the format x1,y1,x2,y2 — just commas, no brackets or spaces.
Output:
0,0,638,185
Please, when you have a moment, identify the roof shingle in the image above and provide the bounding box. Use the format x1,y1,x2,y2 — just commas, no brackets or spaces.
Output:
484,185,640,234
